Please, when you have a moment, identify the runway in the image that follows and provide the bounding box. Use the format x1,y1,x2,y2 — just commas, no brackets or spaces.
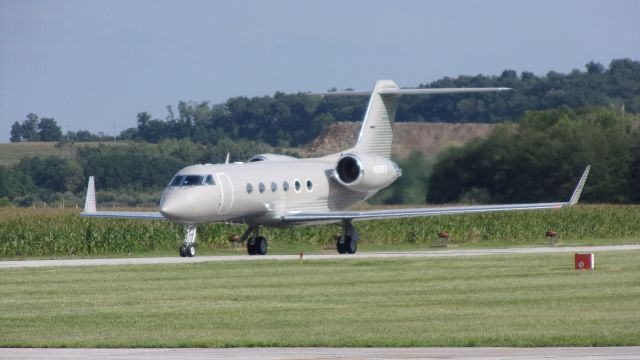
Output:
2,244,640,269
1,347,639,360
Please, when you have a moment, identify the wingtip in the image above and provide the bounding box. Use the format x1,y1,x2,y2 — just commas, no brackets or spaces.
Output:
84,176,97,213
569,165,591,206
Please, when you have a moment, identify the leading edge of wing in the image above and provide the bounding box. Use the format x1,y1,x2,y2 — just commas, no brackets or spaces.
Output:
282,165,591,223
80,211,165,220
281,202,567,223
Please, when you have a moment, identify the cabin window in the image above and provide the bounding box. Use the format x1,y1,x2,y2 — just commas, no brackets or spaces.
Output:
259,182,265,193
182,175,203,186
246,183,253,194
271,181,277,192
283,181,289,192
169,176,183,187
294,179,301,193
204,175,215,185
306,179,314,192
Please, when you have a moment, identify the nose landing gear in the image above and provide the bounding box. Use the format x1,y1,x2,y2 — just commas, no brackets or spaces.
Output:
179,224,197,257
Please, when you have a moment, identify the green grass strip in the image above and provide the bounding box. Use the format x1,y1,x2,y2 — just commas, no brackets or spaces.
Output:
1,251,639,347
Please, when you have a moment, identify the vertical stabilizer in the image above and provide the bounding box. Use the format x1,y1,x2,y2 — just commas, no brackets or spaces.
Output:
313,80,510,159
352,80,399,158
84,176,97,213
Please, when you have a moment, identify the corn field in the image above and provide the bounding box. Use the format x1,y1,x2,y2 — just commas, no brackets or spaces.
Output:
1,205,639,258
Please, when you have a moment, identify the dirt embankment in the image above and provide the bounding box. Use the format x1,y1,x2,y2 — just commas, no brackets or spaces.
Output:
301,122,497,160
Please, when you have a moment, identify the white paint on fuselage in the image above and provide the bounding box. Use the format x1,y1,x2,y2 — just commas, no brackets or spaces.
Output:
159,156,370,225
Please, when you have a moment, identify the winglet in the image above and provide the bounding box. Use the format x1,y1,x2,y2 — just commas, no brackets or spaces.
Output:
83,176,97,213
569,165,591,206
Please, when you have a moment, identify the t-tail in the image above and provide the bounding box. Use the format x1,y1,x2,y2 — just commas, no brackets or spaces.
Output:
316,80,510,158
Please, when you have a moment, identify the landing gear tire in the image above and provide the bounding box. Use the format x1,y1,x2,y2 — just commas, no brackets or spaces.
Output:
179,224,197,258
336,236,347,254
247,237,256,255
336,220,359,255
337,235,356,254
186,244,196,257
256,236,268,255
247,236,268,255
345,236,357,254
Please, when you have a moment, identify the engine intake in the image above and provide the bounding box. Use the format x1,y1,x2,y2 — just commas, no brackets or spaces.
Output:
336,156,362,184
334,153,401,192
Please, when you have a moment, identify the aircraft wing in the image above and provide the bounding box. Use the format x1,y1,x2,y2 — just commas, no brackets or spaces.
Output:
79,176,165,220
80,210,165,220
281,165,590,224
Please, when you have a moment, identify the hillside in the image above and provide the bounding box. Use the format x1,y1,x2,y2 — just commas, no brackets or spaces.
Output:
0,123,497,167
0,142,123,166
301,122,496,159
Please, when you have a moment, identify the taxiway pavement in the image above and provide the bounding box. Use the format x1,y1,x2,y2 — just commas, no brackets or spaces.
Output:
2,244,639,269
1,347,640,360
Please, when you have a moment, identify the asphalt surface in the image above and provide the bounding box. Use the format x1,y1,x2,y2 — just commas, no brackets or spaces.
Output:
2,244,640,269
1,347,639,360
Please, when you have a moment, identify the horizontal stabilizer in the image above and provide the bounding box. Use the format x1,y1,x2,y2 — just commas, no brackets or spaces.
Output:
309,87,510,96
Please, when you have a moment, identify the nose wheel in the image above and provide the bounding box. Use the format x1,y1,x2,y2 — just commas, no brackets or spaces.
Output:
179,224,197,257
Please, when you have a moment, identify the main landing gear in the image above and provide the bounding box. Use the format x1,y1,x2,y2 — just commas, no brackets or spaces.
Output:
241,224,268,255
179,221,358,257
179,224,197,257
336,220,359,254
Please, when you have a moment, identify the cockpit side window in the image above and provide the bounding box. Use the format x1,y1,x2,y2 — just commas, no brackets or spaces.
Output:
170,176,184,187
204,175,215,185
182,175,204,186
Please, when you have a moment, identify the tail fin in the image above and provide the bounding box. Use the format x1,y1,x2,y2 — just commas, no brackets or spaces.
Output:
312,80,510,159
353,80,399,158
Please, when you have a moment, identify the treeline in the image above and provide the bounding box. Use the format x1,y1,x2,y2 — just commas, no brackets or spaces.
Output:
10,113,63,142
8,59,639,148
2,108,638,207
425,108,640,204
0,139,278,206
123,59,639,147
11,113,116,143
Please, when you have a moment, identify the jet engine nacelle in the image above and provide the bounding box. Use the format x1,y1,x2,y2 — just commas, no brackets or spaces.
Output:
334,153,402,192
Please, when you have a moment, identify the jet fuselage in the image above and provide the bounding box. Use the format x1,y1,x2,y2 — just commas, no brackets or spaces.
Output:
159,153,395,226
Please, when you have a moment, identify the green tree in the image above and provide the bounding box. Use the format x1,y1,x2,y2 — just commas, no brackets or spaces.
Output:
428,108,638,204
21,113,39,141
10,122,23,142
16,156,83,193
38,118,63,141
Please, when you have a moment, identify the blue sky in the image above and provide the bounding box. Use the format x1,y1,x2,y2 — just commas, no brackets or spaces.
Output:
1,0,639,142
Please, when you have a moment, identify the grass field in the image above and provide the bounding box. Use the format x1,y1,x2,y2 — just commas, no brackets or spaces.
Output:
2,205,640,259
0,141,123,166
1,250,639,347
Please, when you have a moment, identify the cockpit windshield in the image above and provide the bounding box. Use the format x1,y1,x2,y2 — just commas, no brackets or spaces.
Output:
169,176,183,187
182,175,203,186
168,174,215,187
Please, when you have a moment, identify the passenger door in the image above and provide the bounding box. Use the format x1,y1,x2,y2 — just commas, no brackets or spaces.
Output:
216,173,234,214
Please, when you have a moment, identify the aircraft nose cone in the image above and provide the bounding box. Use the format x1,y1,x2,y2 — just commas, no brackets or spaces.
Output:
159,191,191,221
